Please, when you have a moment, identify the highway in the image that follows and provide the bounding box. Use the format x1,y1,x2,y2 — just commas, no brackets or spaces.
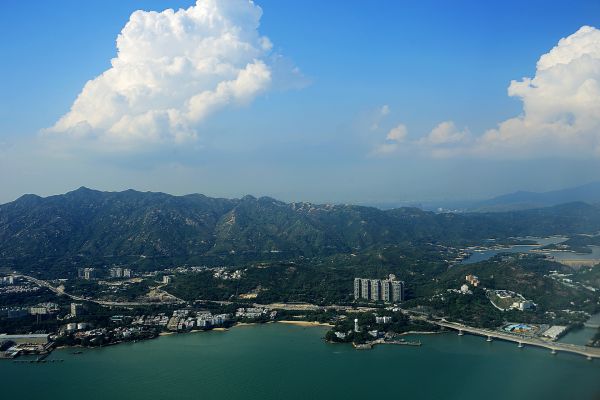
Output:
13,274,185,307
434,320,600,360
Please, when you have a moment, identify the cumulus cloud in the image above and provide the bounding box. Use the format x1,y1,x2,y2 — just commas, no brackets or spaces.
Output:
386,124,408,141
419,121,469,146
371,123,407,155
370,104,391,130
371,26,600,159
474,25,600,157
45,0,299,147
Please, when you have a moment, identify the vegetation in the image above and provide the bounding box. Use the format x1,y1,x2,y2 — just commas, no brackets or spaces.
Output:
2,189,600,279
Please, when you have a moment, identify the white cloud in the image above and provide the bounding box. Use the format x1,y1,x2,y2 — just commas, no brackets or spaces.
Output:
371,123,407,155
371,26,600,159
372,121,470,156
380,105,390,116
45,0,298,147
386,124,408,141
474,25,600,157
419,121,469,146
370,104,391,130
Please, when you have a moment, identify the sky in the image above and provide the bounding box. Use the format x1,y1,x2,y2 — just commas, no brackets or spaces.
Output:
1,0,600,205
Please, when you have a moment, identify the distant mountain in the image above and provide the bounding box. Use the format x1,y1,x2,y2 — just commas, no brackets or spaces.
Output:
1,187,600,277
472,181,600,212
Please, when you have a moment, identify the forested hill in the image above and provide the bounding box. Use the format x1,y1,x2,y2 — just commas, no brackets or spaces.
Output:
1,187,600,274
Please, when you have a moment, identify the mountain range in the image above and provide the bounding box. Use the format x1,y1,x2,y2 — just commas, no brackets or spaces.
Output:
472,181,600,211
1,187,600,276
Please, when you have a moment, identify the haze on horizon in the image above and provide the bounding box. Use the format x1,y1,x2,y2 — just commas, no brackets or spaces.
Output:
2,0,600,205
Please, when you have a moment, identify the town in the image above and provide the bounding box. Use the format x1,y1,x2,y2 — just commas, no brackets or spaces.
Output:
2,265,599,362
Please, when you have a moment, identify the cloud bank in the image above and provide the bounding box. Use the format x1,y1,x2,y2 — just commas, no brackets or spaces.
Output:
373,25,600,158
46,0,294,147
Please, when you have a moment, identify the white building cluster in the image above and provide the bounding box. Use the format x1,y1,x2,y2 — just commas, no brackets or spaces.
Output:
109,267,133,278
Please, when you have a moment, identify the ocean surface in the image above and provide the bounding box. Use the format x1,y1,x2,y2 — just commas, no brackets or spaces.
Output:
2,323,599,400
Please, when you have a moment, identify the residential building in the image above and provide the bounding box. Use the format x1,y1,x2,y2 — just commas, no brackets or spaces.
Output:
375,316,392,324
381,280,391,302
370,280,381,301
354,275,405,303
354,278,362,299
360,279,371,300
391,280,404,302
465,274,480,287
79,267,97,280
110,267,123,278
71,303,85,317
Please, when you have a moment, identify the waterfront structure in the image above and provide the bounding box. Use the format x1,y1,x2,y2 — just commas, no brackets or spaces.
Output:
0,333,49,344
541,325,567,340
354,318,359,332
123,268,132,278
354,275,404,303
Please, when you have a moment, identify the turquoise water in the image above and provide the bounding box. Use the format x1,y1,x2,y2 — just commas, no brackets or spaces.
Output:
1,324,599,400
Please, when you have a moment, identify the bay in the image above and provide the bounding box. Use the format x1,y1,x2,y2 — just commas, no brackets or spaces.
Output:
1,323,599,400
461,236,600,265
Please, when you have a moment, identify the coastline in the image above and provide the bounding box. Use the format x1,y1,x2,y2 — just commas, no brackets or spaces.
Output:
277,320,333,327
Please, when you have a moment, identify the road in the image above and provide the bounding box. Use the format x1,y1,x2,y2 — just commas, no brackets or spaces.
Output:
13,274,185,307
435,320,600,360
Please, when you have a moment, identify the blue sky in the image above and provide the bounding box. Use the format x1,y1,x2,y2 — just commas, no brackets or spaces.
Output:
1,0,600,204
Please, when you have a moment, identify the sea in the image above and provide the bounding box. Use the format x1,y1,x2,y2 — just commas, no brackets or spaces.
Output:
461,236,600,265
1,323,599,400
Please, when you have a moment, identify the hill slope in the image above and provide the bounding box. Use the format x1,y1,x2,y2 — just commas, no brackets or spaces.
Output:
1,188,600,276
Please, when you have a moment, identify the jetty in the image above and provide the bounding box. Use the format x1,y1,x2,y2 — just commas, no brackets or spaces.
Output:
353,338,421,350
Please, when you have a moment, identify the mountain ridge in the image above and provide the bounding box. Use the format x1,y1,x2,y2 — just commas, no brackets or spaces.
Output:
2,187,600,277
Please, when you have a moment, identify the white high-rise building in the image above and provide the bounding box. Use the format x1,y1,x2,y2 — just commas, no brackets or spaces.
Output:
354,276,405,303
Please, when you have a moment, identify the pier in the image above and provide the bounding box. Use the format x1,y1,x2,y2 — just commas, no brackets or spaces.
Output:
435,321,600,360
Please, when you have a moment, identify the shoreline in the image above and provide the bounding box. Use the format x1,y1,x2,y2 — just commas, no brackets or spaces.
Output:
24,322,441,354
277,320,333,327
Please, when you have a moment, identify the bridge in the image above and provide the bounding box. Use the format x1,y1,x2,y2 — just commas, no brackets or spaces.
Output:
435,320,600,360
